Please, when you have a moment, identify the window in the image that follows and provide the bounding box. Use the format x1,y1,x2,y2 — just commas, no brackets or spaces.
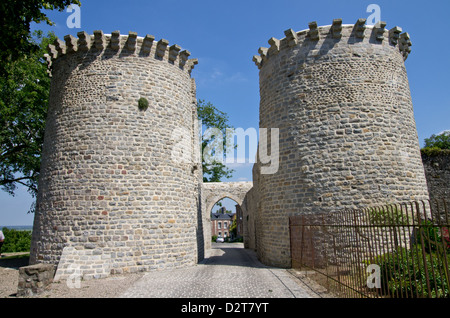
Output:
224,222,227,229
218,222,221,229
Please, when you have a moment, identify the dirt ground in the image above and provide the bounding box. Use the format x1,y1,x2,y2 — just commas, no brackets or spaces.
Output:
0,254,144,298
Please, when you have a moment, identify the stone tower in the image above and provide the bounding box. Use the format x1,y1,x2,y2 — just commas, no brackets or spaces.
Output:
30,31,202,279
251,19,430,268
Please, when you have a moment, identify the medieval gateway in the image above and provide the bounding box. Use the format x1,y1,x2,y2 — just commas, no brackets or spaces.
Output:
30,18,429,280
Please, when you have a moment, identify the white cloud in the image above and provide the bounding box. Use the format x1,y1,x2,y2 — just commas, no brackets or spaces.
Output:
227,72,247,83
194,57,247,88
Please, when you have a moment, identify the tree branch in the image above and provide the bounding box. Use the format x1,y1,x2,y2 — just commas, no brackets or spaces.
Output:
0,176,33,186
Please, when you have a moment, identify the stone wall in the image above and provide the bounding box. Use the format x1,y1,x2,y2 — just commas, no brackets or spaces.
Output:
250,19,429,268
30,31,202,279
241,187,257,251
422,151,450,202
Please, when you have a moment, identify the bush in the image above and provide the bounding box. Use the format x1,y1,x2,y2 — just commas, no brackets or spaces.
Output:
138,97,149,111
424,131,450,150
418,220,450,253
368,221,450,298
421,147,450,157
374,246,449,298
1,227,32,253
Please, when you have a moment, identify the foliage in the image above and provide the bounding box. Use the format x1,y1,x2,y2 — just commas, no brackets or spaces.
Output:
138,97,149,111
0,31,56,202
374,246,449,298
424,131,450,150
421,147,450,157
369,221,450,298
421,131,450,157
197,99,234,182
368,206,408,226
442,227,450,250
1,228,32,253
211,235,218,242
0,0,81,75
418,220,450,254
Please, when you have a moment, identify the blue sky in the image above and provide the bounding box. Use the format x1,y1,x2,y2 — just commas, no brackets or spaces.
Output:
1,0,449,225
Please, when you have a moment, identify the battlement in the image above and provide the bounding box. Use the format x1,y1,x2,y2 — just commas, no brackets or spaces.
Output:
253,19,412,69
45,30,198,77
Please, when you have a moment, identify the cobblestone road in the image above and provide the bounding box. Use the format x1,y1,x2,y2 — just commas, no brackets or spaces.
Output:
120,243,319,298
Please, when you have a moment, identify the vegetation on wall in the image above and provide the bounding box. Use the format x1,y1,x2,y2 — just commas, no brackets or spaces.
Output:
421,131,450,157
138,97,149,111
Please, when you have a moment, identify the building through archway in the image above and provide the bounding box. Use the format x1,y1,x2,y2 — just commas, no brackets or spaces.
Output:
202,182,252,249
210,198,244,241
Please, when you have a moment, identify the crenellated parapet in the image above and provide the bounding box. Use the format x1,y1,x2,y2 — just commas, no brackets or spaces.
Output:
45,30,198,76
253,19,412,69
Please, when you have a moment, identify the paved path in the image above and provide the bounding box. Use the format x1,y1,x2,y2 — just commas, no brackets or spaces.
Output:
120,243,318,298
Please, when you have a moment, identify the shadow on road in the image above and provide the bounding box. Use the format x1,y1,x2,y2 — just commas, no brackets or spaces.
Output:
202,243,267,269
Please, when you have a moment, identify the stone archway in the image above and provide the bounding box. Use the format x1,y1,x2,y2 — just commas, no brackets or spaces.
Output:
202,182,253,249
203,182,253,218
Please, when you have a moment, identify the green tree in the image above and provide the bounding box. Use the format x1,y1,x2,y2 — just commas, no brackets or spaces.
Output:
0,31,56,201
1,228,32,253
0,0,81,75
424,131,450,150
197,99,235,182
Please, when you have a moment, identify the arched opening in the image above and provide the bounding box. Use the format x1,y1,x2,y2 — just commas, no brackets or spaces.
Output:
210,197,244,243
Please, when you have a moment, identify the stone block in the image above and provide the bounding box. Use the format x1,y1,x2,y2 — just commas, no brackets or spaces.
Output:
17,264,55,297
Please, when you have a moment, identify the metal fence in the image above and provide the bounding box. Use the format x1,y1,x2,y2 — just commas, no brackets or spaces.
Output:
289,200,450,298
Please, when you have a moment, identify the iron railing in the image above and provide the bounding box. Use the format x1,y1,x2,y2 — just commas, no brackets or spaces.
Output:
289,200,450,298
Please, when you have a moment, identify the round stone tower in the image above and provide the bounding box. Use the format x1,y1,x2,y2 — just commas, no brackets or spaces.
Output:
30,30,202,279
251,19,430,268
